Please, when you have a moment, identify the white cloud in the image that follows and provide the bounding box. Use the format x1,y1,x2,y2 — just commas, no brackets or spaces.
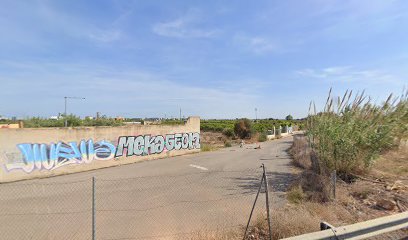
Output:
88,29,122,43
296,66,401,84
234,35,280,55
152,9,218,38
249,37,278,54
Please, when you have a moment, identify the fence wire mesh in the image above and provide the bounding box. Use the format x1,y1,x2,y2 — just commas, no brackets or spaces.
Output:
0,169,268,240
0,179,92,239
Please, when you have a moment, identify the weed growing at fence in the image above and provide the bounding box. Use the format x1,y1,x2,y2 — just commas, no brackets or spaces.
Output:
224,141,232,147
258,133,267,142
287,185,305,204
290,136,311,169
201,144,217,152
307,89,408,179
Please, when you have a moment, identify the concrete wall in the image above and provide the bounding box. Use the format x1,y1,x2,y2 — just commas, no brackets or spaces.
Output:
0,123,20,129
266,135,275,140
0,117,200,183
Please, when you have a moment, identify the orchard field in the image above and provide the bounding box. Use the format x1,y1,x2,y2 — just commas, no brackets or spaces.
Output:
200,119,304,133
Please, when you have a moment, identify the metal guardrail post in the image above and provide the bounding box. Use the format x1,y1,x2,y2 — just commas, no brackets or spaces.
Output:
92,176,96,240
262,164,272,240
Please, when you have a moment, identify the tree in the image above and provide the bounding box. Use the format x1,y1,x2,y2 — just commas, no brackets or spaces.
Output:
234,118,253,139
285,114,293,120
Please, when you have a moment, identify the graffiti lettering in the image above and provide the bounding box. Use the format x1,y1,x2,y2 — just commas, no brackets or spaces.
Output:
114,132,200,157
5,140,115,173
5,132,200,173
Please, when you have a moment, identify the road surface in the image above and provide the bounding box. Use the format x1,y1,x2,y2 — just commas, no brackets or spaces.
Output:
0,136,294,240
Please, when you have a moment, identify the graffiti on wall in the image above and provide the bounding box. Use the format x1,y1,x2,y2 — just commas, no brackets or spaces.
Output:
4,132,200,173
115,132,200,157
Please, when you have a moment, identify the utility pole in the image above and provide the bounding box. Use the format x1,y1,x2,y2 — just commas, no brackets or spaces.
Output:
64,96,85,127
179,108,182,123
255,108,258,121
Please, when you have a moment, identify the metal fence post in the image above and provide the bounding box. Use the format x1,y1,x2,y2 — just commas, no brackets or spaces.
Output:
243,173,264,240
262,164,272,240
92,176,96,240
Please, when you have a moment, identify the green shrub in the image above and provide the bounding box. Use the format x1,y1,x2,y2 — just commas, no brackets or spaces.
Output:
200,119,303,134
22,115,124,128
258,133,267,142
222,128,234,137
307,89,408,179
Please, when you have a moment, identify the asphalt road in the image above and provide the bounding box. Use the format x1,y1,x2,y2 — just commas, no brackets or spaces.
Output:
0,136,294,240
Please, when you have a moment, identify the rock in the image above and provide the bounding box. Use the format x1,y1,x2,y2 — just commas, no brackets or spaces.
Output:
376,198,396,210
391,180,406,191
363,199,372,206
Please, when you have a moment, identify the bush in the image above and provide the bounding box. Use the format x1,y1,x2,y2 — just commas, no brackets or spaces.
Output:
258,133,267,142
234,118,253,139
287,185,305,204
200,119,303,134
307,89,408,179
222,128,234,138
65,115,82,127
22,115,125,128
224,141,232,147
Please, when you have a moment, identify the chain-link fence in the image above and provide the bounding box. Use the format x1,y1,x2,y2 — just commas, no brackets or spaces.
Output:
0,179,92,239
0,168,271,240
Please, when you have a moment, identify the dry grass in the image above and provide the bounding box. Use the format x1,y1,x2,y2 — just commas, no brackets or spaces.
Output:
188,226,240,240
287,185,305,204
190,202,356,240
294,171,331,202
350,183,374,200
200,144,218,152
372,147,408,178
267,202,355,239
290,135,311,169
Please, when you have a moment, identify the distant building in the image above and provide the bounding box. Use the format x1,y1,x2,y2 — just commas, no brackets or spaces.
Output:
49,116,59,120
143,118,161,125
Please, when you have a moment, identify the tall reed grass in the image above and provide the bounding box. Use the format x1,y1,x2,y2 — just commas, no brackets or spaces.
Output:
307,89,408,179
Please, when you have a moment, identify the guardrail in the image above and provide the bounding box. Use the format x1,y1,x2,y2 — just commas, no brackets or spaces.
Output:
282,211,408,240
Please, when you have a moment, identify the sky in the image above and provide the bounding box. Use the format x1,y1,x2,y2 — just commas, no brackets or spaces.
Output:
0,0,407,119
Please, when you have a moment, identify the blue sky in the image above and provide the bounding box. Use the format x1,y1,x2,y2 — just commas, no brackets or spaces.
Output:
0,0,407,119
